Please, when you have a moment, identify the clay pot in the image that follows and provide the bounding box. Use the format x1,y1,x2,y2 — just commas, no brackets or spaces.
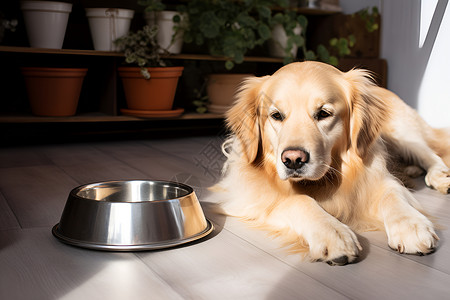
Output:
207,73,251,114
21,67,87,116
118,66,184,111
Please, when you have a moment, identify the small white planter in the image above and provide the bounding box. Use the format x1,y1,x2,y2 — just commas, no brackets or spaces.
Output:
268,24,302,58
86,8,134,51
144,11,184,54
20,1,72,49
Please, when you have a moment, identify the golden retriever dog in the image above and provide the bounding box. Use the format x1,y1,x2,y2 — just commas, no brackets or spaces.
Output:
215,61,450,266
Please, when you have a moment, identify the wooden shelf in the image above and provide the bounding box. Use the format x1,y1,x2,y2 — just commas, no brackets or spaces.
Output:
0,112,224,123
162,53,284,63
0,46,124,57
0,46,284,63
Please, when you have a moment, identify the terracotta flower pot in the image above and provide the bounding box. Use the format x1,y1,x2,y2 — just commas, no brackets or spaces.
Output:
21,67,88,116
207,73,251,114
118,66,184,111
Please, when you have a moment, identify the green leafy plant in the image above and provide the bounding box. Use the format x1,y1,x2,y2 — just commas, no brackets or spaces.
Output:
270,6,340,66
138,0,187,53
328,35,355,60
114,25,166,79
355,6,379,33
137,0,165,12
192,82,209,114
178,0,274,70
270,7,308,64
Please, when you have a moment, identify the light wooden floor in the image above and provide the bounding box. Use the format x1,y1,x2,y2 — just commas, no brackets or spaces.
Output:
1,136,449,299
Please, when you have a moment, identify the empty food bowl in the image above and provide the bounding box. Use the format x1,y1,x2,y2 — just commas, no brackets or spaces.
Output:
52,180,213,251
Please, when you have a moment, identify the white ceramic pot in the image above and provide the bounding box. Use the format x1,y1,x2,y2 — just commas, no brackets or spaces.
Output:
86,8,134,51
144,11,184,54
207,74,251,114
20,1,72,49
268,23,302,58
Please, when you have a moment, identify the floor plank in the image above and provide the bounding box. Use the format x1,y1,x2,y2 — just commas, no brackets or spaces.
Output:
136,223,348,300
41,144,148,183
0,165,79,228
0,191,20,230
0,146,52,168
207,206,450,299
0,228,183,300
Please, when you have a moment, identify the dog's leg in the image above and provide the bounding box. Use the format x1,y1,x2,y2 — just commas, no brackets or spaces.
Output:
383,101,450,194
388,133,450,194
379,179,439,255
268,195,362,266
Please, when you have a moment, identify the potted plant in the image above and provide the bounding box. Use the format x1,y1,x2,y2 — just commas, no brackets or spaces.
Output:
139,0,186,54
267,1,344,66
179,0,273,70
114,24,184,117
20,0,73,49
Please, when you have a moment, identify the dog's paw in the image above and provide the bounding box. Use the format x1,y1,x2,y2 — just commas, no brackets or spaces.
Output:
425,167,450,194
307,220,362,266
386,215,439,255
404,165,424,178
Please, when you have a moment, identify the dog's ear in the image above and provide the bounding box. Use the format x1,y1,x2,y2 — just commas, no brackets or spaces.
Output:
344,69,392,159
226,76,269,164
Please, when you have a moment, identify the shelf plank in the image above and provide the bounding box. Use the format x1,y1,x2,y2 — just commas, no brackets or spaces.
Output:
0,46,284,63
162,53,284,63
0,46,124,57
0,112,224,123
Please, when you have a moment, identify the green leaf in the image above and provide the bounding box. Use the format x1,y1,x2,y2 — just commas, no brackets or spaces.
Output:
273,13,284,24
317,44,329,62
305,50,316,61
297,15,308,29
234,52,244,64
193,100,205,106
329,56,339,66
329,38,338,47
225,60,234,70
348,35,356,47
172,15,181,23
197,107,208,114
257,6,271,19
258,24,271,40
292,35,304,47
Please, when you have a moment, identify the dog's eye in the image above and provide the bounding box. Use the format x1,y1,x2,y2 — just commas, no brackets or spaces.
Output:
270,111,285,121
316,109,332,120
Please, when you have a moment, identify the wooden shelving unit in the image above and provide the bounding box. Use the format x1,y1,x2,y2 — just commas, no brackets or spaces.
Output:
0,46,283,126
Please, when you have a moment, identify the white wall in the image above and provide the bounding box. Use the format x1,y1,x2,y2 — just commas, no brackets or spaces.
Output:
342,0,450,128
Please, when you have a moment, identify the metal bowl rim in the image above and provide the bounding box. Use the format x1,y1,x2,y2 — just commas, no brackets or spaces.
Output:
69,179,195,203
52,219,214,251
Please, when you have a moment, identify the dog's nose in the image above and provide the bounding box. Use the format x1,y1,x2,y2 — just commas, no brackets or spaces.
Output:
281,149,310,169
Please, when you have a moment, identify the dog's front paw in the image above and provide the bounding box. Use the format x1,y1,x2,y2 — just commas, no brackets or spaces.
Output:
307,220,362,266
386,215,439,255
425,167,450,194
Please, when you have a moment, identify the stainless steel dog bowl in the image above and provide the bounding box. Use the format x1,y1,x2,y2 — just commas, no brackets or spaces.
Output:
52,180,213,251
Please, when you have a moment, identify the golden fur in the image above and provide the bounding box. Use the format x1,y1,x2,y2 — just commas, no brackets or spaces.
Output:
215,62,450,265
